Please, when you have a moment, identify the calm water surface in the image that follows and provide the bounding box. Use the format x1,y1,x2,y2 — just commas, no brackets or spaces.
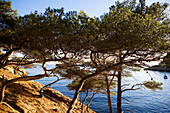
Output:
26,64,170,113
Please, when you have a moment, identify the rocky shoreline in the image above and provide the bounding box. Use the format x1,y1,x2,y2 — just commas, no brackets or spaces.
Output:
145,65,170,72
0,69,95,113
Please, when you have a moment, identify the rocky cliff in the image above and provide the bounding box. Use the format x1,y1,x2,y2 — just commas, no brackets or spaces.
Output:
0,69,95,113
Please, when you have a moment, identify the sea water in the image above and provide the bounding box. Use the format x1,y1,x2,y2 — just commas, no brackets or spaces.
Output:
26,64,170,113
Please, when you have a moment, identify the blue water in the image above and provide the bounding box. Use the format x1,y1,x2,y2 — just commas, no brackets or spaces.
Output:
25,64,170,113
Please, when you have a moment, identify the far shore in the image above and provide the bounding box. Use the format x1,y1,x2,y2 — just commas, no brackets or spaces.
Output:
145,65,170,72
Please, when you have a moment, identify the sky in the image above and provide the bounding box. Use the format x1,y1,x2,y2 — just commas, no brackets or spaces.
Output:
11,0,170,17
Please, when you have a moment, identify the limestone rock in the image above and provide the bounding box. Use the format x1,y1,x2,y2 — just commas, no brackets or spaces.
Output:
0,69,95,113
0,102,19,113
3,66,28,76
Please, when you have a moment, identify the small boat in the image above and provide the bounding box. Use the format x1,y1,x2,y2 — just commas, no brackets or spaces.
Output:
164,74,168,79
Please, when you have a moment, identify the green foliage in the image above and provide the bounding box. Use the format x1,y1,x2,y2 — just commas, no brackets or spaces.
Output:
67,76,116,94
122,65,140,77
1,0,169,69
67,77,98,92
0,0,169,112
0,0,17,28
143,81,163,92
0,0,16,45
102,7,167,51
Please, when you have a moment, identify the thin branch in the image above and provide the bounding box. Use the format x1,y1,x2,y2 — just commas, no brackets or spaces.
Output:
122,97,140,103
90,51,100,72
39,77,66,97
109,71,116,86
121,83,130,88
121,83,143,93
0,47,21,61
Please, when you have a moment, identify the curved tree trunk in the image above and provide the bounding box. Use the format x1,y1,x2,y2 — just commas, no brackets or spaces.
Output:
0,73,47,102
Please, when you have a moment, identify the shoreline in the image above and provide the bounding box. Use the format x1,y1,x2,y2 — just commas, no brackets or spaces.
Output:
145,65,170,72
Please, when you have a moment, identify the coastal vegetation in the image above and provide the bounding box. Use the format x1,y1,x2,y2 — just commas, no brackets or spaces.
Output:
0,0,169,113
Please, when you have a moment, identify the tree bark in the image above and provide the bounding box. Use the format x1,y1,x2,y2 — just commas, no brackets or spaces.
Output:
105,75,113,113
117,69,122,113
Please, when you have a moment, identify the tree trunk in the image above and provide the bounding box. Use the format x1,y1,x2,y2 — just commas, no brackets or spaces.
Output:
80,92,83,105
67,79,86,113
86,91,98,112
105,75,113,113
67,62,123,112
0,83,7,103
117,69,122,113
0,47,20,69
0,73,47,102
81,90,89,113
